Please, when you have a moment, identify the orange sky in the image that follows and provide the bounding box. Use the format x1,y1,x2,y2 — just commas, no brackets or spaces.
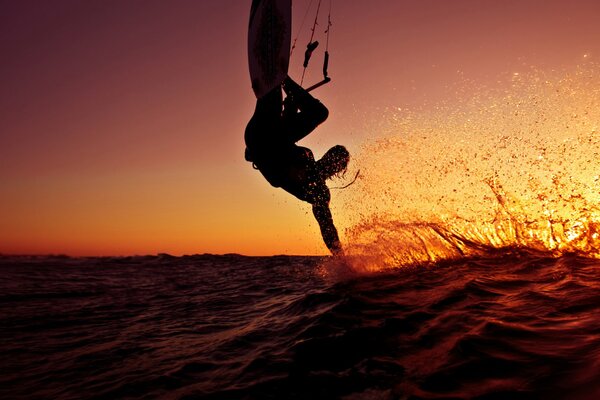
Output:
2,0,600,256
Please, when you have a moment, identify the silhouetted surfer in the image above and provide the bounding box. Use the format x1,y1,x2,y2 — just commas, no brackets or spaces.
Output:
245,77,349,255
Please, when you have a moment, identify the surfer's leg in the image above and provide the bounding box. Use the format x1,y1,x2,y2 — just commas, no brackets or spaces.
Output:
283,78,327,119
255,85,283,116
248,86,282,141
245,86,283,162
282,78,328,143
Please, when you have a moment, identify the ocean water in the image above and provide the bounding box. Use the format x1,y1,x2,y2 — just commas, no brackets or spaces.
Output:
4,65,600,399
2,251,600,399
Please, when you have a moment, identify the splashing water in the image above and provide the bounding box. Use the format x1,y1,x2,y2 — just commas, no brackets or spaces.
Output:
339,63,600,271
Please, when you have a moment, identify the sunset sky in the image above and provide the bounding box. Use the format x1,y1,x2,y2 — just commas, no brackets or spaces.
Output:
2,0,600,256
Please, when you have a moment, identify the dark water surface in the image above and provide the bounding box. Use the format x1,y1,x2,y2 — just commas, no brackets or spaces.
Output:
2,252,600,399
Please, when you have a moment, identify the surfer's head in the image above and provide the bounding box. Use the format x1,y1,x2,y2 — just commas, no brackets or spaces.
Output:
318,145,350,180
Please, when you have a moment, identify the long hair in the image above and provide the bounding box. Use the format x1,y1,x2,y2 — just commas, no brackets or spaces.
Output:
318,145,350,180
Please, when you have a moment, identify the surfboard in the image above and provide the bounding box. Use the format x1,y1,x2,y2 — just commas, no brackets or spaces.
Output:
248,0,292,99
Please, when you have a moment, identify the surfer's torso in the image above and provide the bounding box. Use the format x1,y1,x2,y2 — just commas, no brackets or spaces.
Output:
245,116,328,205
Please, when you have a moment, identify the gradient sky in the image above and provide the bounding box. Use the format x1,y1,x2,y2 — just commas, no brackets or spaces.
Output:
2,0,600,256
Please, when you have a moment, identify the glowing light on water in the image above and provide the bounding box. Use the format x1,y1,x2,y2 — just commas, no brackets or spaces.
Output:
338,63,600,271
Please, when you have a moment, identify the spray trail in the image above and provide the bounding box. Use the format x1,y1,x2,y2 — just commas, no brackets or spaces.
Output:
338,63,600,271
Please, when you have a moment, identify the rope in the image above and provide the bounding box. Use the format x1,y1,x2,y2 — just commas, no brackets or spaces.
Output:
307,0,322,49
301,0,323,85
325,0,332,52
322,0,332,79
290,0,314,57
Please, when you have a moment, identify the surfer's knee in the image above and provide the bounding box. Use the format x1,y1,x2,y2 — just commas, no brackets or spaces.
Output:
314,102,329,124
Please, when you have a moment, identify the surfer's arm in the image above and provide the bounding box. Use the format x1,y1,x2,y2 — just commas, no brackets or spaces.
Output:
312,202,343,255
